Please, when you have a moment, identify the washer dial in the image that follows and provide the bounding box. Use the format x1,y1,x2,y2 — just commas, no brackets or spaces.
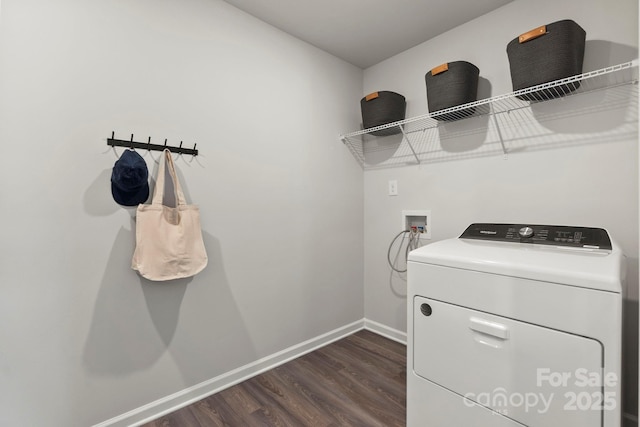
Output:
519,226,534,238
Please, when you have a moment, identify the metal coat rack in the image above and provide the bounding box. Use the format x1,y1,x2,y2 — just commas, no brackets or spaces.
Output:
107,131,199,156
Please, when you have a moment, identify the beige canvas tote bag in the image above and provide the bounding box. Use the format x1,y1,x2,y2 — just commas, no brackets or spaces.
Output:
132,149,208,280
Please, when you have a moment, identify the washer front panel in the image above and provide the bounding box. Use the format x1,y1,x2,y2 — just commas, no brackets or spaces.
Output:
407,248,623,427
414,296,602,427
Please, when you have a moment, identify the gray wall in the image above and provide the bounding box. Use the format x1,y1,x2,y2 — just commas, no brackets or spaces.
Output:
0,0,364,425
361,0,639,420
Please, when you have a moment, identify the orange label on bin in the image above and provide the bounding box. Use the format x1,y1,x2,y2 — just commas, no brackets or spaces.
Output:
365,92,379,101
431,63,449,76
519,25,547,43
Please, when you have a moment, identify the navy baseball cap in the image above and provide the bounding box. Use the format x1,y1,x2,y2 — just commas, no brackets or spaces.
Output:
111,150,149,206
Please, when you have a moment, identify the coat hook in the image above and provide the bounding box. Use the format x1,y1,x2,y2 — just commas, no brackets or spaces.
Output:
105,132,198,156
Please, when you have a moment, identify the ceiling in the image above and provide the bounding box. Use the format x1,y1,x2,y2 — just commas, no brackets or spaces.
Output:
223,0,514,69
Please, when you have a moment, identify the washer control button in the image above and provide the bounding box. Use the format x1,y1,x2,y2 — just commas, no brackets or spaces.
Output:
519,226,534,238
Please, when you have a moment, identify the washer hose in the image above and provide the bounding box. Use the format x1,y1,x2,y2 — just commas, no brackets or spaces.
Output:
387,229,421,273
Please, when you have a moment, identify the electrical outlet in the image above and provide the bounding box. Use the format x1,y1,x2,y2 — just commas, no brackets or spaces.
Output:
388,180,398,196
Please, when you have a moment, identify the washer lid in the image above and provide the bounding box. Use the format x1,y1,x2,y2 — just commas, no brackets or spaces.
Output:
408,237,625,293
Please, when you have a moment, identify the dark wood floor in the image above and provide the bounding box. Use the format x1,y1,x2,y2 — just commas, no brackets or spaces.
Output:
142,330,406,427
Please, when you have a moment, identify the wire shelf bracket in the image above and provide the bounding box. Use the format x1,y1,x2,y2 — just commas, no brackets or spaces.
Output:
399,124,421,165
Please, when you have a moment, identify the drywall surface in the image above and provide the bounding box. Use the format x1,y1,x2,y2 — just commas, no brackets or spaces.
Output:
0,0,364,425
361,0,639,419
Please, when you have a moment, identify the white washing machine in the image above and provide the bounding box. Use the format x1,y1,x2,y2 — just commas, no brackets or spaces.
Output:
407,223,624,427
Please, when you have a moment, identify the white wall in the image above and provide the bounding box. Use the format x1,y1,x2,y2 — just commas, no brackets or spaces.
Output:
361,0,639,420
0,0,364,425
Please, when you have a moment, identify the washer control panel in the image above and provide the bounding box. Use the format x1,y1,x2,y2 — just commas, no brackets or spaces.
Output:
460,223,612,250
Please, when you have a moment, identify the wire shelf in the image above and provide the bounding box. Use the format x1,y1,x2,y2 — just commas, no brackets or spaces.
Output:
341,61,639,170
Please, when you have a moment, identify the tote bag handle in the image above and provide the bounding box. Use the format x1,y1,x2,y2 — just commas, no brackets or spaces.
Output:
152,149,187,207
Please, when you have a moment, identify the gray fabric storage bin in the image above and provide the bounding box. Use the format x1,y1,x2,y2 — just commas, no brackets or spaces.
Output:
425,61,480,121
507,19,586,101
360,91,406,136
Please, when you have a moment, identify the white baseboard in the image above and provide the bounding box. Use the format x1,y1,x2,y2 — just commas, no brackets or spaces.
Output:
93,319,364,427
363,318,407,345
